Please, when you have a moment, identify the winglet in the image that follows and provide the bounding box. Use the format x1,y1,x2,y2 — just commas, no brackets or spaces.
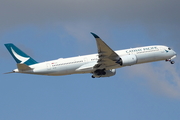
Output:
91,32,100,38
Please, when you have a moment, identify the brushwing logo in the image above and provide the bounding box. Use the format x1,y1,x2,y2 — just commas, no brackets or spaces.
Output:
11,47,30,63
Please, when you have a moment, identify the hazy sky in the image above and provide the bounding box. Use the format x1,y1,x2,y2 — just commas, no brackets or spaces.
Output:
1,0,180,120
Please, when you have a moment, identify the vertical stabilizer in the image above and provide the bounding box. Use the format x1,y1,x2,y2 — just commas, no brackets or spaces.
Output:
4,43,38,65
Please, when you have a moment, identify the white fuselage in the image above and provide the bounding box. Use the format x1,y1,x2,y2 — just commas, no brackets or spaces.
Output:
13,45,176,76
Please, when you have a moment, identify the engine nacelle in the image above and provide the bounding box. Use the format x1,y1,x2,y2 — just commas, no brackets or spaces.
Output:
92,69,116,78
120,54,137,66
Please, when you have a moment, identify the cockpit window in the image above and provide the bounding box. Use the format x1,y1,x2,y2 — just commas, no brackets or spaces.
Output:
168,47,171,50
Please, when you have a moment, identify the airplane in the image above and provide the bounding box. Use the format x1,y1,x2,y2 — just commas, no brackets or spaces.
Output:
4,32,177,78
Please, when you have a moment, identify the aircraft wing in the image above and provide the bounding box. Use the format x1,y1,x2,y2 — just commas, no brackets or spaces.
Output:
91,32,121,69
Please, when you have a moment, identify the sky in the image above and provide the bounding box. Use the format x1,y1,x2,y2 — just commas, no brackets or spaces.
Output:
0,0,180,120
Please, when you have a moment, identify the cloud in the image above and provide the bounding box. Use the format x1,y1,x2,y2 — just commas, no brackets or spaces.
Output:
125,59,180,99
1,0,180,28
1,0,180,44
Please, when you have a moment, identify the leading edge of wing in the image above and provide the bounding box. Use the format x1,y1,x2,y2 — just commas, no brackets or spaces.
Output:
91,32,115,54
90,32,120,68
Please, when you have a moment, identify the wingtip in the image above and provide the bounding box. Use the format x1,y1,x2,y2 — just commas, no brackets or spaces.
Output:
90,32,100,38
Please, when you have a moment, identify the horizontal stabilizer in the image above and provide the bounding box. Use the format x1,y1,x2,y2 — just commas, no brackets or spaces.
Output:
4,71,14,74
17,63,32,71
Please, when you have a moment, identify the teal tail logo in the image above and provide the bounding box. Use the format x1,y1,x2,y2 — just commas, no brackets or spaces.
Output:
4,43,38,65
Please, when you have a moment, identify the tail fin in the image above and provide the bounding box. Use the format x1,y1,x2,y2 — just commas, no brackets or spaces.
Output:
4,43,38,65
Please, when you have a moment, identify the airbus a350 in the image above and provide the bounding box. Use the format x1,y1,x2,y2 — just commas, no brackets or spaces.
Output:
4,33,177,78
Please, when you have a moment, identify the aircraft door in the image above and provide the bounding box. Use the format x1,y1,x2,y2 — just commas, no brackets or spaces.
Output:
84,57,88,63
159,47,164,53
46,63,52,70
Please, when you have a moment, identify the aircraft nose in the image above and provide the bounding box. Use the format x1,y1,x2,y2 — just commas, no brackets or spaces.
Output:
174,51,177,56
172,49,177,58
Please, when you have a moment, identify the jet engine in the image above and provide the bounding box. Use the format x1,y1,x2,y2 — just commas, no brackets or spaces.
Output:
119,54,137,66
92,69,116,78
